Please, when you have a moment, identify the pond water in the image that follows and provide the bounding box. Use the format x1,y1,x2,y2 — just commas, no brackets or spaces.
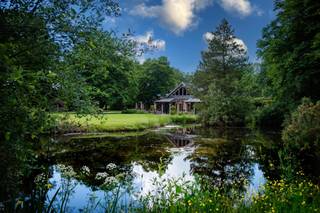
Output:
0,126,309,212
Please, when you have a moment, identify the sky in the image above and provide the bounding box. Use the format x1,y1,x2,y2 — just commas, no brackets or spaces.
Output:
102,0,276,73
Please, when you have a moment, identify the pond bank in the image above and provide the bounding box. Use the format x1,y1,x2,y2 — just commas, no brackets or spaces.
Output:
53,113,198,133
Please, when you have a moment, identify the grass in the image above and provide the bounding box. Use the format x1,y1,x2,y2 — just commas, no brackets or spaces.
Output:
53,112,198,133
135,175,320,213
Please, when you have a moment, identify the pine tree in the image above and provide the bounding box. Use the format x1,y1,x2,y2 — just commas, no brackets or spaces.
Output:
193,19,250,126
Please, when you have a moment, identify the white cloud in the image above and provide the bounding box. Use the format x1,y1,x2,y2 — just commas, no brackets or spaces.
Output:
203,32,248,52
129,3,160,18
129,0,213,35
132,31,166,51
128,31,166,64
218,0,252,17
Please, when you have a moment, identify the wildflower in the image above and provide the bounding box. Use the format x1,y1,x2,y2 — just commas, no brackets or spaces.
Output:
188,200,192,206
95,172,109,180
45,183,53,189
103,176,117,185
106,163,117,170
57,164,76,178
81,166,90,176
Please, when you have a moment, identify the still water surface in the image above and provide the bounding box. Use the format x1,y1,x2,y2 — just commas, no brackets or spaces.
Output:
1,126,284,211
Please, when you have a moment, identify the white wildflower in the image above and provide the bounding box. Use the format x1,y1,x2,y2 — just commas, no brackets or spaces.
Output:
81,166,90,176
103,176,117,185
57,164,76,178
106,163,117,170
95,172,109,180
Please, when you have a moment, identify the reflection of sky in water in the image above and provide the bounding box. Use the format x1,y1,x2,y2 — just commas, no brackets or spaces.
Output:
132,149,195,196
48,148,266,212
244,163,266,200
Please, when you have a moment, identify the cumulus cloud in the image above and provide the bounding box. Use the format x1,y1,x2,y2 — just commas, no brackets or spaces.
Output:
129,0,213,35
203,32,248,52
218,0,260,17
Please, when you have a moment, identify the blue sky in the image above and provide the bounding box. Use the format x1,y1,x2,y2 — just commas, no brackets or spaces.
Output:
103,0,276,73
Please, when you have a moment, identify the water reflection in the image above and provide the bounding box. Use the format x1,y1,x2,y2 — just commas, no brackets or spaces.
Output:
0,127,317,212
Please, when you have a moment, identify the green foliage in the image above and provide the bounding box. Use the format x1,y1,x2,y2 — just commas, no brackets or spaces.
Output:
169,114,198,124
0,0,120,139
137,57,184,107
282,99,320,166
251,102,286,129
64,30,138,110
170,104,177,115
257,0,320,125
138,177,320,213
193,19,251,126
240,178,320,213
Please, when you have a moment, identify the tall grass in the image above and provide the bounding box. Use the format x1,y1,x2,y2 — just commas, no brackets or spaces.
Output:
136,176,320,213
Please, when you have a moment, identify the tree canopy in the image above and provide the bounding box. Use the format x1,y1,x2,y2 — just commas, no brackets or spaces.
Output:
258,0,320,112
137,57,184,107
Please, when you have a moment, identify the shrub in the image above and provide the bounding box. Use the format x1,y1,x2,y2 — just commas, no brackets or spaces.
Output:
251,102,286,129
198,84,251,127
170,115,198,125
282,99,320,151
282,98,320,177
170,104,177,115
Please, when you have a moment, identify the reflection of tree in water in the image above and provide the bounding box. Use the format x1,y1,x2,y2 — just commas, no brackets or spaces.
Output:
186,128,257,193
46,132,174,188
0,139,53,212
251,130,320,183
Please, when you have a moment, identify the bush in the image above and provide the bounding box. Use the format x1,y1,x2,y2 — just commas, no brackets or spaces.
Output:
199,84,251,127
170,115,198,125
281,98,320,178
282,98,320,153
170,104,177,115
251,102,286,129
121,109,147,114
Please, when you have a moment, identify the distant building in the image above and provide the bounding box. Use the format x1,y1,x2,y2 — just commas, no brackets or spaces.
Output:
154,82,201,114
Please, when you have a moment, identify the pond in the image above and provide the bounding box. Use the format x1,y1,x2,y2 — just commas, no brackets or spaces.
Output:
0,126,317,212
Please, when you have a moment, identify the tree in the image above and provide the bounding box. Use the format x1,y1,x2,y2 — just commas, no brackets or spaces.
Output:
0,0,120,139
257,0,320,124
193,19,250,126
137,57,184,107
64,30,138,110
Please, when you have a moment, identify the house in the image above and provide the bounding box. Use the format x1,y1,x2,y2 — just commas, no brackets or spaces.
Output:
154,82,201,114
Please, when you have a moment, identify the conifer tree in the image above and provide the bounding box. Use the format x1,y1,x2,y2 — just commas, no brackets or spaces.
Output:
193,19,250,126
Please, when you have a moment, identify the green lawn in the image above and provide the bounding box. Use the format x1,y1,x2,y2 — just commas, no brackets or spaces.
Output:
54,112,197,133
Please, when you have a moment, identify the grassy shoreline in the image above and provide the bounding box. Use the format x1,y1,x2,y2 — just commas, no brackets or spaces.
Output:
53,112,198,133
